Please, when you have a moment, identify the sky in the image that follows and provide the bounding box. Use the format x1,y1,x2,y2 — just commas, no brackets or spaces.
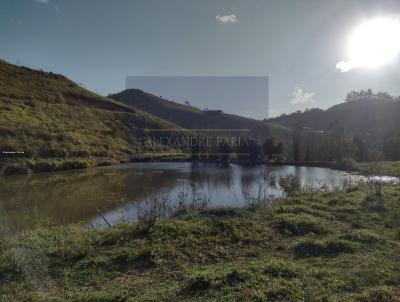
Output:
126,76,269,119
1,0,400,118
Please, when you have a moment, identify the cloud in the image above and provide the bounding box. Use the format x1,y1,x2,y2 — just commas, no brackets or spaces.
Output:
336,60,359,72
290,86,316,105
216,14,237,24
35,0,49,4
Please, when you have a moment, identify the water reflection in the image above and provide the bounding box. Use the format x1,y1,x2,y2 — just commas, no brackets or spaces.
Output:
0,163,396,229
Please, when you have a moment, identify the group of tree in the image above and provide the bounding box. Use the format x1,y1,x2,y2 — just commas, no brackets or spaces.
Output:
345,89,398,102
383,130,400,160
187,88,400,163
290,123,398,162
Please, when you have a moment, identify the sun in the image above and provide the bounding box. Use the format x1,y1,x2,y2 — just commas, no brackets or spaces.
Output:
337,17,400,72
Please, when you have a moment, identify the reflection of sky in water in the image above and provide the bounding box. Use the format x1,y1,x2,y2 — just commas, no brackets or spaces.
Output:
0,162,397,229
90,163,395,228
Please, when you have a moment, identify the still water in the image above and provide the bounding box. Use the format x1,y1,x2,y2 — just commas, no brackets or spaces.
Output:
0,163,387,228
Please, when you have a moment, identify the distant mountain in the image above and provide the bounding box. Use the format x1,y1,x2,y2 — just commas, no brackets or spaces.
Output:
0,60,180,175
268,94,400,161
270,99,400,138
109,89,290,141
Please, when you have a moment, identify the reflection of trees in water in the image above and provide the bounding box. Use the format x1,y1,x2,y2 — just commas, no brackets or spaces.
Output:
240,166,275,205
0,164,356,228
0,167,179,227
187,163,234,191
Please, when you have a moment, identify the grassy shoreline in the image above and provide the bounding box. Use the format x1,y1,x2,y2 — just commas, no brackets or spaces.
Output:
3,157,400,178
1,183,400,301
271,160,400,177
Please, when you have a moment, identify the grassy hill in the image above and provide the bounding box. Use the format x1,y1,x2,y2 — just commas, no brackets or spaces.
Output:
0,60,181,175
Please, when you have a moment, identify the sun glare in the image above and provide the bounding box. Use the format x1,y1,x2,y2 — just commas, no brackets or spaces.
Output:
337,17,400,72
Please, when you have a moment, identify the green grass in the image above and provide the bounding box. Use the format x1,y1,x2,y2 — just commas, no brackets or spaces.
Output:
0,60,182,175
332,158,400,177
355,161,400,177
1,184,400,301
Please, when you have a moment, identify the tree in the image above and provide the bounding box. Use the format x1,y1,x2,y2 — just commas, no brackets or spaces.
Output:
236,138,262,161
292,127,303,162
318,132,354,161
263,137,284,161
353,136,367,161
345,89,394,102
383,131,400,160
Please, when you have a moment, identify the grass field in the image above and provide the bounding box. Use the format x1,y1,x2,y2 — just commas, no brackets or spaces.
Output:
355,161,400,177
1,182,400,301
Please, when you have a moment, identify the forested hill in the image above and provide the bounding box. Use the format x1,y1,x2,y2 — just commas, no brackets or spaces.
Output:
0,59,180,175
269,91,400,161
270,97,400,138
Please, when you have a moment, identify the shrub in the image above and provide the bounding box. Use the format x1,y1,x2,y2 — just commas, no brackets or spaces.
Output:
357,286,400,302
362,192,385,212
335,157,358,171
77,247,154,270
183,275,212,294
275,205,334,220
340,229,383,244
223,269,247,285
1,163,30,176
293,239,355,258
262,259,298,278
279,175,301,197
272,214,327,236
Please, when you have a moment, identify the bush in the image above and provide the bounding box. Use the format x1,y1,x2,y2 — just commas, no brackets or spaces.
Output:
335,157,358,171
262,259,298,278
357,287,400,302
223,269,247,285
340,229,383,244
1,163,30,176
279,175,301,197
272,214,327,236
77,247,154,270
183,275,211,294
362,190,385,212
293,239,355,258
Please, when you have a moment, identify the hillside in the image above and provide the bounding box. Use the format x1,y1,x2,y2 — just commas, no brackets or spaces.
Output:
109,89,290,141
0,60,180,175
109,89,256,129
109,89,400,162
268,94,400,161
270,99,400,138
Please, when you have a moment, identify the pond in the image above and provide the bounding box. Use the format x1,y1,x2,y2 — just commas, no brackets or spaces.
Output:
0,163,394,229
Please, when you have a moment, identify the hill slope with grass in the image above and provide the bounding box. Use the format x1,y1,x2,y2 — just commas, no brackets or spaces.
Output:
0,60,180,175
